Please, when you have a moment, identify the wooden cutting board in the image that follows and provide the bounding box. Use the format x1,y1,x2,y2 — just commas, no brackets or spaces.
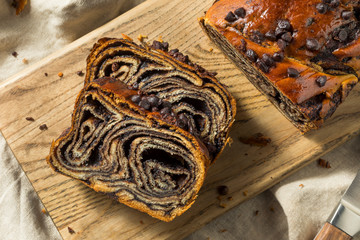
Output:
1,0,360,239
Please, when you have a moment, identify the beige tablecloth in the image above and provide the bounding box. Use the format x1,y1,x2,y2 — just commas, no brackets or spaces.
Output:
1,1,359,239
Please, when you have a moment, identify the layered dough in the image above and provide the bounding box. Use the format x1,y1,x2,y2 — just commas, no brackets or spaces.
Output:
47,38,236,221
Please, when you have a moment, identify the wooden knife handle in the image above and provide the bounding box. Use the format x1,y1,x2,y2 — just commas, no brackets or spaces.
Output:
314,222,352,240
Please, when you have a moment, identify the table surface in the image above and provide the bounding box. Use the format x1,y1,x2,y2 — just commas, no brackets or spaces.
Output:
0,0,360,239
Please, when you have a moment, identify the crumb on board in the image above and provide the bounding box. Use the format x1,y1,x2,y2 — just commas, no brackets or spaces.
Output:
254,210,259,216
270,207,275,212
318,158,331,168
137,34,148,42
227,196,233,201
12,51,18,57
25,117,35,122
158,35,163,43
44,73,48,77
121,33,133,41
299,184,304,188
39,124,48,131
219,229,227,233
238,133,271,147
68,227,75,235
139,220,144,224
219,203,227,208
22,58,28,64
76,71,84,76
41,208,47,215
209,48,214,52
217,185,229,196
58,72,63,77
227,137,233,147
11,0,28,15
243,191,248,196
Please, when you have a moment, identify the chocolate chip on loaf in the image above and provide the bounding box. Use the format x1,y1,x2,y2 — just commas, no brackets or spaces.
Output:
287,68,300,78
246,49,258,62
306,38,320,51
316,76,327,87
234,7,246,18
225,11,237,22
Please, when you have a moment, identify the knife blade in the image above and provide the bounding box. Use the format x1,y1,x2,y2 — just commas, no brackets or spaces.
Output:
315,170,360,240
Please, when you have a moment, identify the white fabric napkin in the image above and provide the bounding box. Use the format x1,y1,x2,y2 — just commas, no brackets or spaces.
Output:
1,1,360,239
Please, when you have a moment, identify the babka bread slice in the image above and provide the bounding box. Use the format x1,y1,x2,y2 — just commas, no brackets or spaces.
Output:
47,77,211,222
200,0,360,133
48,37,236,221
85,37,236,160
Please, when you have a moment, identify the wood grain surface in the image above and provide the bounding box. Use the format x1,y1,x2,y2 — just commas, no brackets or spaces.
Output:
0,0,360,239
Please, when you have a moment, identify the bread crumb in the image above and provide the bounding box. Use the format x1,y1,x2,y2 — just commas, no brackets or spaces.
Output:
299,184,304,188
254,210,259,216
239,133,271,147
76,71,84,76
243,191,248,196
227,196,233,201
67,227,75,234
219,203,227,208
121,33,133,41
39,124,48,131
139,220,144,224
227,137,233,147
219,229,227,233
25,117,35,122
22,58,28,64
41,208,47,215
318,158,331,168
12,51,18,57
209,48,214,52
44,73,48,77
138,34,148,42
58,72,63,77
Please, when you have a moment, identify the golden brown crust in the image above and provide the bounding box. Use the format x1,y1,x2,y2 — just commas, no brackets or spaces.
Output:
202,0,359,132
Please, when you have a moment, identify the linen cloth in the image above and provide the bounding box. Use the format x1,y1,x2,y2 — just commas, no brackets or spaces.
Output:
0,1,359,239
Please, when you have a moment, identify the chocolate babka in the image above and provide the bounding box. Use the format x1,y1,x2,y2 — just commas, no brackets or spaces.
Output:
47,38,236,221
200,0,360,132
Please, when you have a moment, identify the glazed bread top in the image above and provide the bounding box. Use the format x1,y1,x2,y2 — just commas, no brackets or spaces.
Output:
204,0,359,114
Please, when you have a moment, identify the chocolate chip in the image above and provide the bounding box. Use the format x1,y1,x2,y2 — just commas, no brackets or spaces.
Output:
139,99,151,110
67,227,75,235
76,71,84,76
316,76,327,87
305,18,315,27
277,39,288,50
287,68,300,78
39,124,48,131
240,39,247,52
275,27,288,38
256,59,270,73
273,52,284,62
252,30,265,44
162,42,169,51
147,95,159,107
306,38,320,51
169,49,179,56
217,185,229,195
44,73,48,77
246,49,258,62
177,114,188,129
262,54,275,67
329,0,339,8
111,62,119,72
341,11,353,20
160,107,171,116
265,30,276,41
25,117,35,122
281,32,293,42
234,7,246,18
12,51,18,57
277,19,291,30
338,29,348,42
316,3,328,14
225,11,237,22
131,95,141,103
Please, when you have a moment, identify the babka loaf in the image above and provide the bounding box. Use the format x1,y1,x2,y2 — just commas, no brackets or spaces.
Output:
47,38,236,221
200,0,360,132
